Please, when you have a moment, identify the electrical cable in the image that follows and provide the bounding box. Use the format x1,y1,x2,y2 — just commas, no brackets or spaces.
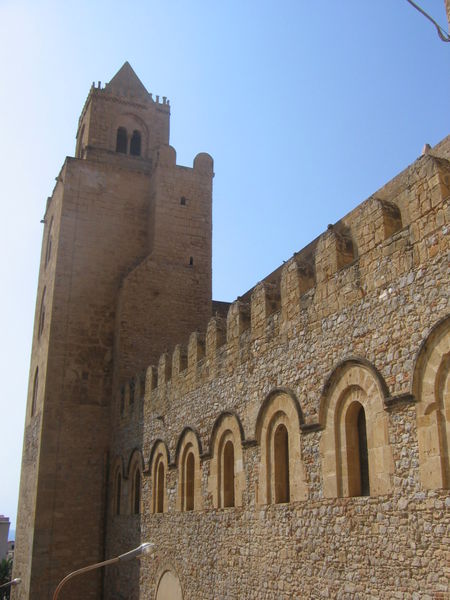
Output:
404,0,450,42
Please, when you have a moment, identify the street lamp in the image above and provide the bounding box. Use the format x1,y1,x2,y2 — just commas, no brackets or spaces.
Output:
0,578,21,590
52,542,154,600
0,578,21,599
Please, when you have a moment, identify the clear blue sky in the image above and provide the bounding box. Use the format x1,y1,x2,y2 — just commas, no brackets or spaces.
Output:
0,0,448,532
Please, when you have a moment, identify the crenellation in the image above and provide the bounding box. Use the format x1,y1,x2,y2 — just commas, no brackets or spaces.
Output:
139,149,448,405
250,281,281,340
172,344,187,378
205,316,226,363
144,365,158,400
281,254,316,325
158,353,172,386
354,196,403,254
187,331,206,371
137,372,146,400
315,226,355,284
193,152,214,175
226,300,251,344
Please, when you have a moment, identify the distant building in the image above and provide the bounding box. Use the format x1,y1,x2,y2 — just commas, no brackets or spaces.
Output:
0,516,10,561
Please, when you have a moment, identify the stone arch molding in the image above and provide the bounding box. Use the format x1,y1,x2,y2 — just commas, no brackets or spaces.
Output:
155,567,183,600
126,447,144,478
319,361,393,498
176,428,202,511
126,448,143,515
111,455,124,515
414,316,450,489
208,412,245,508
149,440,169,514
255,389,307,505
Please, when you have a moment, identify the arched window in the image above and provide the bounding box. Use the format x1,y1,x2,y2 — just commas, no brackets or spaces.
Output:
223,440,235,507
319,362,393,498
45,218,53,267
38,288,46,338
210,415,245,509
184,449,195,511
256,392,307,506
31,367,39,417
156,459,165,513
176,430,202,512
132,465,141,515
345,402,370,497
357,406,370,496
414,318,450,489
116,127,127,153
274,424,290,503
130,130,141,156
151,442,169,514
115,471,122,515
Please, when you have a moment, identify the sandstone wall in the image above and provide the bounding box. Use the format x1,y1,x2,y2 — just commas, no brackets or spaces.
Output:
110,149,449,599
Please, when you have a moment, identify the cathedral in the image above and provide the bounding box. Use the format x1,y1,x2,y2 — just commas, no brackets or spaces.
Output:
13,55,449,599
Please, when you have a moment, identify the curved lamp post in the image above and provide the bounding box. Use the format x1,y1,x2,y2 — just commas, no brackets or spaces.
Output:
52,542,154,600
0,577,21,590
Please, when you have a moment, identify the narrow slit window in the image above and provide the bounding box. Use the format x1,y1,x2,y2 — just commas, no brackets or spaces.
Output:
156,460,165,513
346,401,370,497
223,440,235,508
274,424,290,503
185,452,195,511
357,406,370,496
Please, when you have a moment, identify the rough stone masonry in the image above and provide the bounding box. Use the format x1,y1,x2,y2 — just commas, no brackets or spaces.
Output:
13,30,450,600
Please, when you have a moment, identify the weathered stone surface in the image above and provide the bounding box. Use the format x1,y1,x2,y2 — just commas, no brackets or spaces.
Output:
13,58,450,600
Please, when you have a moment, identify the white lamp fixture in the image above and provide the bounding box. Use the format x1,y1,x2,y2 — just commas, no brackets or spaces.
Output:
52,542,154,600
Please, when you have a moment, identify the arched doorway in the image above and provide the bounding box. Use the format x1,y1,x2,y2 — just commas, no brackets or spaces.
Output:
156,570,183,600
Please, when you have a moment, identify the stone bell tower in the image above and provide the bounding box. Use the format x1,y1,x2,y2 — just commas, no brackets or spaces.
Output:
13,62,213,600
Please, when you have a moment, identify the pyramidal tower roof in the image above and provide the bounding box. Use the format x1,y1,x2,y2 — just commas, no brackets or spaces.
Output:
104,62,149,99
